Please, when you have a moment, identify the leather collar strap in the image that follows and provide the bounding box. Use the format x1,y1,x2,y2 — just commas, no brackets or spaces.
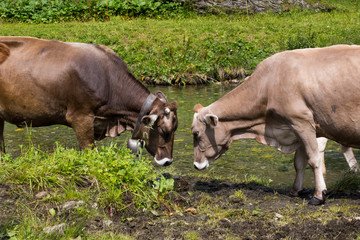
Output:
132,93,157,139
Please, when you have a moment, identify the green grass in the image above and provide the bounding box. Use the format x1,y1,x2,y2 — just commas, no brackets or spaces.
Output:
1,0,359,85
0,143,177,239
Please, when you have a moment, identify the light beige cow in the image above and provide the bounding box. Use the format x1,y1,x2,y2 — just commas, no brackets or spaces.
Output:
191,45,360,205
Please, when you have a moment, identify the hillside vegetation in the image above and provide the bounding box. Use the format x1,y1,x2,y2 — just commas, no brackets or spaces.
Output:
1,0,359,84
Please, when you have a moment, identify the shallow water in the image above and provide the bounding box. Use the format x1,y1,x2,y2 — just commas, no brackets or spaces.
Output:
3,85,357,188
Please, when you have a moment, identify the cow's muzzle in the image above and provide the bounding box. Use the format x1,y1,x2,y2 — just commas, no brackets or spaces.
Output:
194,160,209,170
127,139,144,154
155,157,173,166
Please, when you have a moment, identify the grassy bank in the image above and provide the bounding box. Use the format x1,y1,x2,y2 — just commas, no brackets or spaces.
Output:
1,1,359,85
0,142,359,239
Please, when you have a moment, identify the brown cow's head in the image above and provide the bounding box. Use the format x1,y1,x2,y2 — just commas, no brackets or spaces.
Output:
191,104,231,170
129,91,178,166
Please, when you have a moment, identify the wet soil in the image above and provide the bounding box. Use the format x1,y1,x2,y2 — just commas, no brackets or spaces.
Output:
1,175,360,239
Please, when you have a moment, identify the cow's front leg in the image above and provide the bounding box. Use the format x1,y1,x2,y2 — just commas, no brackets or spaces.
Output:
291,120,327,205
316,137,328,178
66,113,95,150
0,119,5,154
307,146,327,205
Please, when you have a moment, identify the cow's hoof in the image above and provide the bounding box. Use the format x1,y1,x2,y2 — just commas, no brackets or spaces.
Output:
289,188,308,197
289,191,299,197
308,191,327,205
308,196,325,205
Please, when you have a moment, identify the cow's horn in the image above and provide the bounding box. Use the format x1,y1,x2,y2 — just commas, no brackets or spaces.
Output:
165,107,170,115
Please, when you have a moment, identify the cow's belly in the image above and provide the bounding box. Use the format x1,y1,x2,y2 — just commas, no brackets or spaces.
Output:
0,78,68,127
0,101,67,127
263,123,300,154
314,108,360,148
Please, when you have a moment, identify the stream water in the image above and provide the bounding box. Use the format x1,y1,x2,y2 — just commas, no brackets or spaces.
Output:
3,85,357,189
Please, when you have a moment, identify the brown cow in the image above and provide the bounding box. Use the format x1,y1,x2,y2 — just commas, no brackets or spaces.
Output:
191,45,360,205
0,36,178,166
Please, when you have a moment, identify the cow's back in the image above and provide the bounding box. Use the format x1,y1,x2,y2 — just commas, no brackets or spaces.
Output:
258,45,360,147
0,37,120,127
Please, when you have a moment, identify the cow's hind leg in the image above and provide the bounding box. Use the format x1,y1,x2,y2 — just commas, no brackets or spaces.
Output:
66,113,95,150
0,119,5,153
341,145,360,173
290,144,307,197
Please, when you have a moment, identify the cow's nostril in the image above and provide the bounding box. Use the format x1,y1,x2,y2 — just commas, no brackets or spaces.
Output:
163,161,172,167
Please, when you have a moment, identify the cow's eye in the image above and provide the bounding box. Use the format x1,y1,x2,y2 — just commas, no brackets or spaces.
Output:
159,127,165,135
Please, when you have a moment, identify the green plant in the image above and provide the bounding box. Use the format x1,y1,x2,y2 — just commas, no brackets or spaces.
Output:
183,231,200,240
151,175,175,213
331,172,360,192
229,189,247,203
283,25,319,50
243,174,273,187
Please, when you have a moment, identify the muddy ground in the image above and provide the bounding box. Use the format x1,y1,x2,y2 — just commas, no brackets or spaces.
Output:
1,175,360,239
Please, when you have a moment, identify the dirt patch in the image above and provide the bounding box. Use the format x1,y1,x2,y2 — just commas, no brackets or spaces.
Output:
1,175,360,239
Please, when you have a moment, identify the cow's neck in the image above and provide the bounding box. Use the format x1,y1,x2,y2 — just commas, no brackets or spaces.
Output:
122,85,152,131
209,78,267,141
104,78,152,131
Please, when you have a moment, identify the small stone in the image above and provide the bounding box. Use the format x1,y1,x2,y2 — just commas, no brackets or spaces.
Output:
102,220,113,227
275,213,284,219
348,216,360,221
185,208,197,214
43,223,66,234
62,200,84,211
35,191,49,199
91,202,98,209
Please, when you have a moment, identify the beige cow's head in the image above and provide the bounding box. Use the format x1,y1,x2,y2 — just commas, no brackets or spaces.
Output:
191,104,232,170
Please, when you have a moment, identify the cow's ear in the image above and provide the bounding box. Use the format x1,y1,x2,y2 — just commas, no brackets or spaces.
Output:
204,114,218,128
193,104,203,113
168,101,178,111
142,114,158,126
155,91,168,103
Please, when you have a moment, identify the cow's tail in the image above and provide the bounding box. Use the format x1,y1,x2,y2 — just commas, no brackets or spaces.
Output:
0,43,10,64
